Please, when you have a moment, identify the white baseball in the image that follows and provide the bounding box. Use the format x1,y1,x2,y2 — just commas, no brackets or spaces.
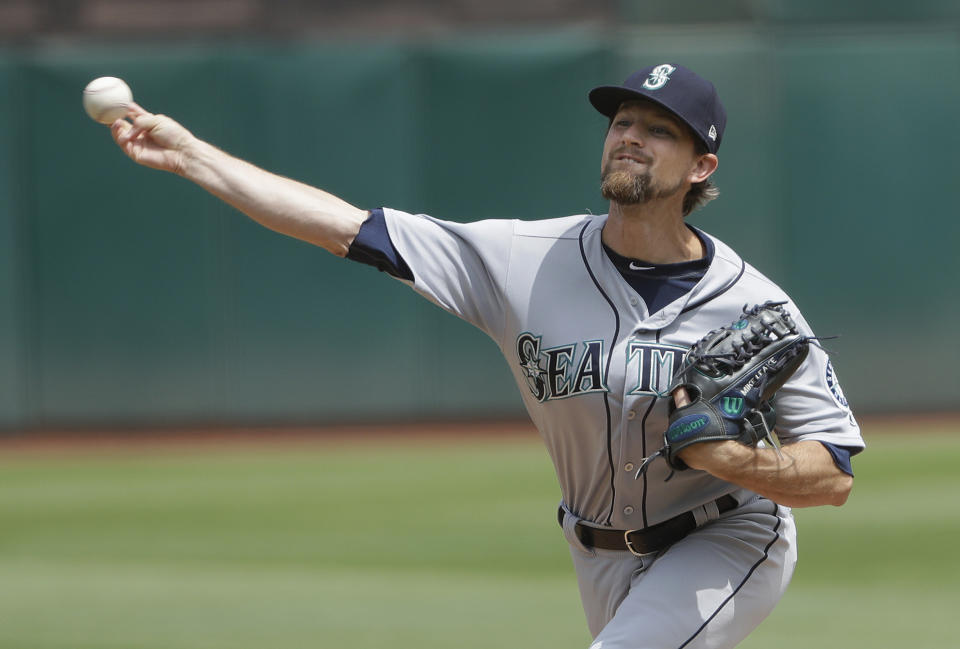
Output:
82,77,134,124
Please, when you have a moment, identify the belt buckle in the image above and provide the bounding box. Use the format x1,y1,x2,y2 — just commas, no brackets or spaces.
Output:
624,529,646,557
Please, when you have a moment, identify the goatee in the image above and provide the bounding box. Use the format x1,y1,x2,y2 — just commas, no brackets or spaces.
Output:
600,166,686,206
600,169,651,205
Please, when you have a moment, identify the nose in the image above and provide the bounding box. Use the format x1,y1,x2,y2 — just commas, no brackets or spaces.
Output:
621,124,645,148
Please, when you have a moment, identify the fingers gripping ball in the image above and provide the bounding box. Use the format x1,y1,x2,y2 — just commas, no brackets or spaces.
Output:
637,301,809,478
83,77,133,124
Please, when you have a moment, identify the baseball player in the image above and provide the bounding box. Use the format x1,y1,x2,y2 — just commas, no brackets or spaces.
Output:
110,63,864,648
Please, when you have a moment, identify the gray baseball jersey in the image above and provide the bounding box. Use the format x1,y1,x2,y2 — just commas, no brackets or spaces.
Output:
362,207,864,647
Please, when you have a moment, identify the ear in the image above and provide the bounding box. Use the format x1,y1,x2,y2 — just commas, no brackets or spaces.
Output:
689,153,719,184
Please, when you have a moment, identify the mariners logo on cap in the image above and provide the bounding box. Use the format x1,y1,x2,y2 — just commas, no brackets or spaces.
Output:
642,64,676,90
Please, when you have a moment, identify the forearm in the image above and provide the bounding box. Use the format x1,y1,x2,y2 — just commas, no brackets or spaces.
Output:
113,106,369,255
179,139,367,256
680,440,853,508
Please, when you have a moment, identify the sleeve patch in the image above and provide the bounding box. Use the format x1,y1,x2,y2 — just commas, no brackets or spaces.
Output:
825,360,850,410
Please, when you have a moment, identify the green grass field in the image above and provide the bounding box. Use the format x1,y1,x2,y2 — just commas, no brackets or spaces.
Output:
1,423,957,649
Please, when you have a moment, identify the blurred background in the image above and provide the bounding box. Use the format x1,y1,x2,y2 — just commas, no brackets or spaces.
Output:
0,0,958,431
0,3,958,649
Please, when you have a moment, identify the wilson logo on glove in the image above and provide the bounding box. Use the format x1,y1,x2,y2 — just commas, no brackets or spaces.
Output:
667,415,711,442
721,397,745,416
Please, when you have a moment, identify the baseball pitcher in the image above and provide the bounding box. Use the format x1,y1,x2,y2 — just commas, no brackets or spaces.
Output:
108,62,864,648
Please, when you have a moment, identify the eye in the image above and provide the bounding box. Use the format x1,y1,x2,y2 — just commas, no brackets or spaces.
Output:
650,125,674,137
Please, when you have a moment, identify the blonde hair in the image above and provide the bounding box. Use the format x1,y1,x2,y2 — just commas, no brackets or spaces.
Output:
683,179,719,216
682,139,719,216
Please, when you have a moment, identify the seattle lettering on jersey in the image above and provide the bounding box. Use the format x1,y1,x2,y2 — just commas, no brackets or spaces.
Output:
626,342,687,397
516,333,687,402
517,333,606,402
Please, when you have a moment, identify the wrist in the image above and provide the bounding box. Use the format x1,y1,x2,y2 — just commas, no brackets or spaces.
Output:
176,137,214,180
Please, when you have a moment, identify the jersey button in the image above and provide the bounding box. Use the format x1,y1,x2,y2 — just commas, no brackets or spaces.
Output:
624,462,635,472
627,410,636,420
629,297,638,306
623,506,635,515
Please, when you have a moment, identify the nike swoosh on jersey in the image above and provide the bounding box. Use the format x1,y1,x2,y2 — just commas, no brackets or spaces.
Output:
629,262,655,271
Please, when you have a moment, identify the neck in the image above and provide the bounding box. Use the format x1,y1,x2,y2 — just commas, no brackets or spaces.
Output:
601,200,704,264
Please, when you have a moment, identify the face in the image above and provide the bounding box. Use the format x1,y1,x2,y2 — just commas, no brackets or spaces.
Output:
600,100,706,206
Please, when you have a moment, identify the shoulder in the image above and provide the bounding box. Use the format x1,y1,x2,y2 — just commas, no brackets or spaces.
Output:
381,207,518,246
383,208,603,250
384,209,596,232
514,213,603,240
699,229,792,303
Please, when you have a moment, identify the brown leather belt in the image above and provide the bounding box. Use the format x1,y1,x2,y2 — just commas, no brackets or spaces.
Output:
559,494,738,556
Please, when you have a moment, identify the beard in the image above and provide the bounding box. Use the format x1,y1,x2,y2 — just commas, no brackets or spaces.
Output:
600,163,684,206
600,169,650,204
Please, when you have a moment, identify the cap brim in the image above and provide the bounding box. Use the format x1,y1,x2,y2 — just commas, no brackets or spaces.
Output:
589,85,674,120
588,85,712,152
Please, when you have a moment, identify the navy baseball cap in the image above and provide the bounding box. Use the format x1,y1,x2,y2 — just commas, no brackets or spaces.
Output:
589,64,727,154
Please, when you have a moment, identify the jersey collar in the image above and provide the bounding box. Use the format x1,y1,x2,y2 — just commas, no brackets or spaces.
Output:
580,215,746,331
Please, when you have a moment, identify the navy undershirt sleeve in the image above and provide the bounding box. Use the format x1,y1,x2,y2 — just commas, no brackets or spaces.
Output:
819,442,857,476
345,208,414,281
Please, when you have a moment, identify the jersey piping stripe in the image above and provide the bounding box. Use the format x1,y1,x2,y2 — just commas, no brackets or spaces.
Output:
638,328,663,529
679,259,746,314
637,393,658,528
676,500,783,649
578,222,620,526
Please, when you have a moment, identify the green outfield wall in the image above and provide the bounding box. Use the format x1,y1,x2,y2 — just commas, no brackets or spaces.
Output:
0,25,957,429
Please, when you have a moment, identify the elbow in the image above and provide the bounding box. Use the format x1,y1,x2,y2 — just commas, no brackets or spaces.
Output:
830,474,854,506
330,241,352,258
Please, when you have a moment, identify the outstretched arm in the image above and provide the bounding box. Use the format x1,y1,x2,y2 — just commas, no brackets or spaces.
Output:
111,103,368,256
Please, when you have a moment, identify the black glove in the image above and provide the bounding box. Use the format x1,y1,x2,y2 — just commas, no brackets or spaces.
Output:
638,301,808,477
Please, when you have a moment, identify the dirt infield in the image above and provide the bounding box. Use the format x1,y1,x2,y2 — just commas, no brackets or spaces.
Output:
0,413,955,457
0,418,542,456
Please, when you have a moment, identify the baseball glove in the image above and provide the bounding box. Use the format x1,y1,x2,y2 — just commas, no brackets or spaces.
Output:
636,301,810,478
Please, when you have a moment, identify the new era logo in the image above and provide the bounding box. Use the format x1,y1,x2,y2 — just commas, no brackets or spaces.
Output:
708,125,718,141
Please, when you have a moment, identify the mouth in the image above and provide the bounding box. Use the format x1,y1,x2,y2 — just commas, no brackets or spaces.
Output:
614,154,650,165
